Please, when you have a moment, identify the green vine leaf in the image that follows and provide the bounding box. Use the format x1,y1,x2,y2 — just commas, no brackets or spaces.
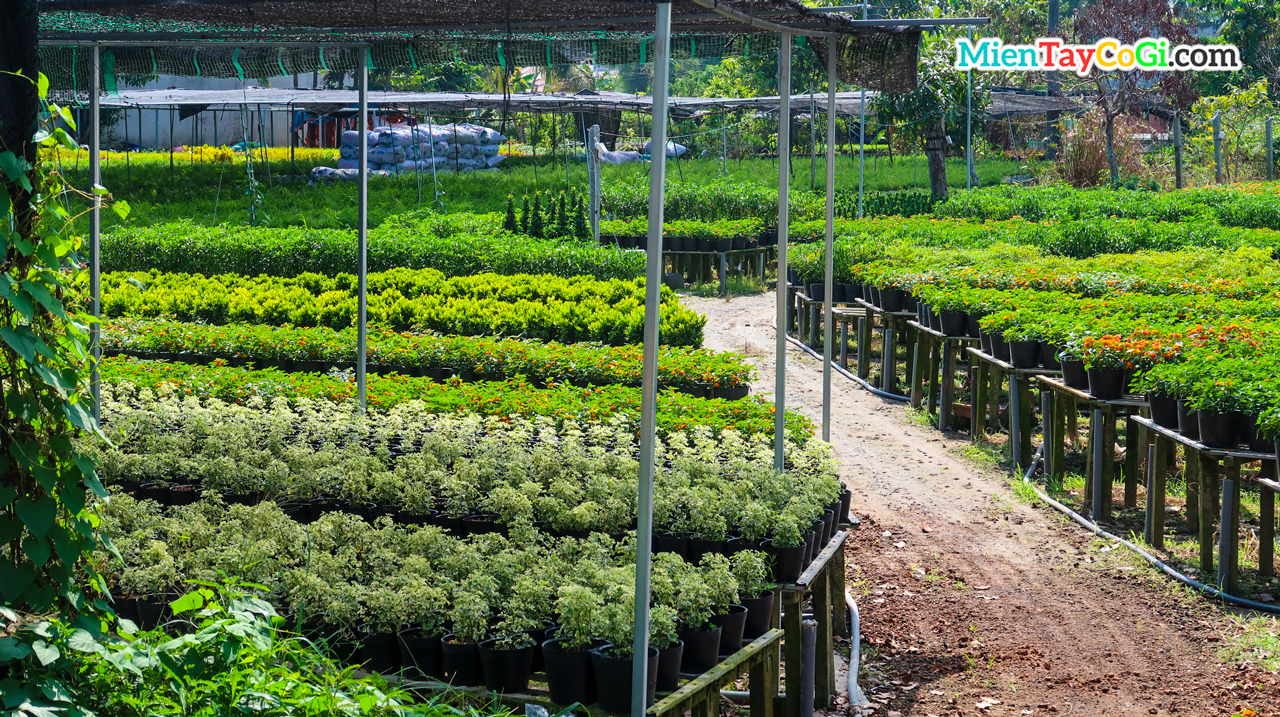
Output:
14,497,55,538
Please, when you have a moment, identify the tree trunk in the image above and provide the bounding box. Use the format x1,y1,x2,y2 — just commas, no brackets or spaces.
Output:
1104,114,1119,184
924,116,949,200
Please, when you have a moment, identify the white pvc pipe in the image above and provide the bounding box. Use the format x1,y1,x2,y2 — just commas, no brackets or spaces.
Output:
631,5,671,716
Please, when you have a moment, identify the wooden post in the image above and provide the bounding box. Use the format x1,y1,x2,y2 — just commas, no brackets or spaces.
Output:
1267,116,1274,182
987,364,1002,432
1200,454,1218,574
1050,386,1067,492
973,358,989,441
1217,459,1239,593
1150,435,1167,548
813,563,833,708
1262,462,1276,579
1144,444,1158,545
829,536,848,638
926,336,941,416
1084,408,1097,516
1184,443,1200,534
1066,398,1079,449
938,340,955,431
839,321,849,369
856,315,871,380
1019,377,1034,469
881,318,896,393
1009,374,1022,469
1124,417,1143,510
783,590,803,717
911,328,927,409
902,324,916,394
749,642,779,717
1100,408,1116,520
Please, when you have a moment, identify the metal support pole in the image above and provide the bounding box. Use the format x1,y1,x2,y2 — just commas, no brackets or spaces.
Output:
966,25,973,189
809,86,816,192
632,6,671,716
1267,116,1274,182
1212,112,1223,184
774,33,792,471
89,44,102,423
356,49,369,411
588,124,602,243
856,2,867,218
822,40,836,442
1173,112,1183,189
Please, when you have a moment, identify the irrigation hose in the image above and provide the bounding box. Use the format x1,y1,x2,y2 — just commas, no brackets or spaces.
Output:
1019,445,1280,616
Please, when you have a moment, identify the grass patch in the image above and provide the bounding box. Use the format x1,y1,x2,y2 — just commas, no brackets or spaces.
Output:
1219,615,1280,671
687,274,768,298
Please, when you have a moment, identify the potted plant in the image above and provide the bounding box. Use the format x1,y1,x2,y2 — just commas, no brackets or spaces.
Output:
650,604,683,692
591,594,659,714
545,584,603,706
763,511,807,584
673,572,720,674
700,554,746,657
397,578,450,679
358,583,405,674
732,551,777,639
478,606,539,693
441,576,494,687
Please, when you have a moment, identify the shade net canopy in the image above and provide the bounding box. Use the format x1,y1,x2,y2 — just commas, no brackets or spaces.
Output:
37,0,922,98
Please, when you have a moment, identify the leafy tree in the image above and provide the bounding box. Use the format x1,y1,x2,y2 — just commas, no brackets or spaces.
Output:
1072,0,1199,182
1207,0,1280,96
870,34,991,199
1190,79,1277,180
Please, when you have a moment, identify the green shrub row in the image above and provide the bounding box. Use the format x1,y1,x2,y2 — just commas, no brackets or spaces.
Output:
101,268,706,347
102,217,645,280
932,183,1280,229
602,180,936,222
99,356,812,439
102,318,751,391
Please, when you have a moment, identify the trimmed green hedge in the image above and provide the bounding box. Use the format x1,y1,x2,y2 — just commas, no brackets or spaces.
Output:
101,216,645,281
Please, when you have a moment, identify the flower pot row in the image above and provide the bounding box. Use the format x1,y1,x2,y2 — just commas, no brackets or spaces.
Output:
1145,395,1277,452
920,304,983,339
605,235,760,252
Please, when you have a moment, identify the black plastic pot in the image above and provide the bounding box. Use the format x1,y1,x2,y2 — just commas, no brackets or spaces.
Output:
711,605,748,656
397,628,444,679
938,310,968,337
136,482,170,505
1087,368,1126,400
688,538,726,564
763,540,806,583
1039,342,1061,370
666,236,684,252
528,624,556,673
1198,410,1243,449
168,485,202,506
1147,393,1180,429
478,639,534,693
967,313,983,339
1061,359,1089,390
1009,341,1040,369
880,289,905,312
543,638,601,706
848,284,865,300
831,284,846,302
802,530,818,568
1177,400,1200,440
591,645,659,713
712,238,732,252
839,488,852,525
359,626,400,674
806,283,824,301
741,591,776,639
904,294,919,312
927,309,941,331
136,594,174,631
656,640,684,692
732,236,747,251
991,333,1011,362
441,636,485,687
678,625,723,673
980,331,993,354
821,509,837,544
111,592,140,625
308,499,348,522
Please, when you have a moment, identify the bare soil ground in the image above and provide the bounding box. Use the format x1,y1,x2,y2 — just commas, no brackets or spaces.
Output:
689,293,1280,717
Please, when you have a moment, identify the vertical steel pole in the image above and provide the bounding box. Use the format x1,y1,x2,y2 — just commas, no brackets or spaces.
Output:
357,49,369,412
822,40,836,442
1267,116,1274,181
856,2,867,218
89,45,102,423
966,26,973,190
588,124,602,243
1173,112,1183,189
1212,112,1223,184
632,6,671,716
775,33,792,470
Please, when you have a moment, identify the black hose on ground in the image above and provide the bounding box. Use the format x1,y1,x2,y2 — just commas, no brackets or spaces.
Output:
1019,446,1280,616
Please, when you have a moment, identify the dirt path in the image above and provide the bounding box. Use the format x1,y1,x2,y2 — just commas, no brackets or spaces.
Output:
688,293,1280,717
